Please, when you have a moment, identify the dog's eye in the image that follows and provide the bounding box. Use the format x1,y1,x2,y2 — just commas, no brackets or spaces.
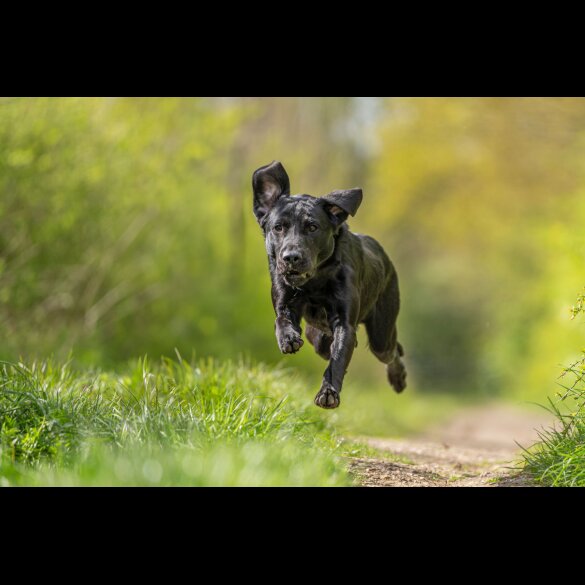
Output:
273,224,283,232
307,224,319,232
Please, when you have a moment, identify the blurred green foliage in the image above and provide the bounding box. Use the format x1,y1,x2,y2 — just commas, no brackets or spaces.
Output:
365,98,585,397
1,97,584,400
2,441,350,487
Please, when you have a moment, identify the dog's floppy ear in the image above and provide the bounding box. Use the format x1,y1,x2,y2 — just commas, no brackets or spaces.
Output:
252,161,290,225
321,189,363,224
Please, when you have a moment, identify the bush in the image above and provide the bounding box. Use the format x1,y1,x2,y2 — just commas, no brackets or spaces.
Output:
522,289,585,486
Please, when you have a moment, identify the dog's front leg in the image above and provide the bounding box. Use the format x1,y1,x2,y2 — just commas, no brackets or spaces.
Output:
314,322,356,409
275,308,304,354
272,285,304,354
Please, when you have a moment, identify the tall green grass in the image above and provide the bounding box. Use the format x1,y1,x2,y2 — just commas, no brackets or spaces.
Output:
0,357,350,486
521,355,585,486
521,290,585,486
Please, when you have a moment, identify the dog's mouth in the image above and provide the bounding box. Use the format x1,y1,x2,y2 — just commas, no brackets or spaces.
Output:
283,269,312,286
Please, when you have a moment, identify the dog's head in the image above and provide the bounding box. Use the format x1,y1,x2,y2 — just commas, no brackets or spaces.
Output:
252,161,362,287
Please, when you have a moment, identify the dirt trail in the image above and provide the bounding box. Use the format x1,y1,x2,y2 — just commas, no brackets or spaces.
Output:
348,403,555,487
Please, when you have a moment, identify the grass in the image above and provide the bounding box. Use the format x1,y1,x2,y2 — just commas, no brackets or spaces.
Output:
0,356,350,486
521,354,585,486
519,291,585,487
4,442,349,487
0,355,462,487
341,440,415,465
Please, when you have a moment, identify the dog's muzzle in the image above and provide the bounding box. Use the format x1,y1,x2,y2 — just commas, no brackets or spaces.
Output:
283,270,312,286
277,262,313,287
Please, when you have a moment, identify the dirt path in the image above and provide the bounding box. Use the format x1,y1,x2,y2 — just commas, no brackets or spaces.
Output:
348,402,554,487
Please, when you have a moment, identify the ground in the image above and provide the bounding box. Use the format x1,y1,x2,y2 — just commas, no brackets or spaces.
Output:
348,403,554,487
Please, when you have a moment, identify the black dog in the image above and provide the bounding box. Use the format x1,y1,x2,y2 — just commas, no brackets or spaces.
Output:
252,161,406,409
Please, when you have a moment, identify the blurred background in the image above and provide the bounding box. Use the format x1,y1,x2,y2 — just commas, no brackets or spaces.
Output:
1,97,584,403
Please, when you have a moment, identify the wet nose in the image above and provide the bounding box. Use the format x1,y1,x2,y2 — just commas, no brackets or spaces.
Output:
282,250,302,265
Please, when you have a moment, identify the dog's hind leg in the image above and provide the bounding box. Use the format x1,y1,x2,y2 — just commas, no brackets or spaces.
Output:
305,324,333,360
364,275,407,393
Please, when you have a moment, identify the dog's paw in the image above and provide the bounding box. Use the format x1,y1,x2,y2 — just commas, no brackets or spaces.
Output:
314,382,340,409
277,329,304,354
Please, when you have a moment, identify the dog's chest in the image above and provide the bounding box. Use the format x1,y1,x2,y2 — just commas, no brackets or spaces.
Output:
303,302,333,335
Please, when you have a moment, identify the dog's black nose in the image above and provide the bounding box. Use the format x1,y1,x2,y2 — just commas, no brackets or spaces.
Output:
282,250,301,265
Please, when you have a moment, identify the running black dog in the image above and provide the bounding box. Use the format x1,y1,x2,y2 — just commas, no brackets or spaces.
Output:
252,161,406,409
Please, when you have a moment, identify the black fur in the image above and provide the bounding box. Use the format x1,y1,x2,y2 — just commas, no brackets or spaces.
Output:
252,160,406,409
